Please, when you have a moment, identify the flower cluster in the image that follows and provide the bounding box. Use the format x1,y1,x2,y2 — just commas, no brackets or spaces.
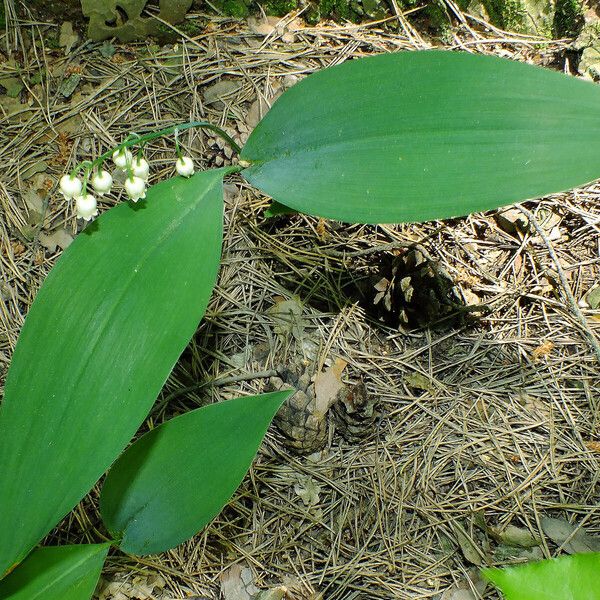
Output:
60,147,196,222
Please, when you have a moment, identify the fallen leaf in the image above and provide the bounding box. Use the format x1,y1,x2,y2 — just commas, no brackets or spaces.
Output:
404,371,435,393
454,525,483,566
515,392,550,419
203,79,242,107
99,41,115,58
268,295,304,341
316,218,328,241
0,77,24,98
39,229,73,252
59,22,79,53
0,95,34,121
96,572,166,600
585,440,600,453
531,340,554,360
59,73,81,99
489,524,541,548
22,160,48,180
220,564,259,600
541,517,600,554
313,357,347,413
255,588,287,600
247,16,281,36
294,476,321,506
493,544,544,561
495,208,529,234
246,86,283,129
579,285,600,309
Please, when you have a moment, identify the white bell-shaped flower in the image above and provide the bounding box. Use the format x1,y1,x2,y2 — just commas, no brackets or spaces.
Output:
124,175,146,202
59,174,83,199
132,157,149,181
90,170,113,196
112,148,133,168
175,156,194,178
75,193,98,221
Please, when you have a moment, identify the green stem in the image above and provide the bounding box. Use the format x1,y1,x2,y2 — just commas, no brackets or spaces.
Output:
82,121,241,173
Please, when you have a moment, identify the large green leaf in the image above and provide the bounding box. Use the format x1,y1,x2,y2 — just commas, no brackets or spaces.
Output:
100,390,292,555
241,51,600,224
0,544,109,600
483,553,600,600
0,168,233,577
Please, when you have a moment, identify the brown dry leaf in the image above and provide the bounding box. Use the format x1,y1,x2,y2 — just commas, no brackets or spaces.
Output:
585,440,600,453
495,208,529,234
532,340,554,360
39,228,73,252
313,357,347,414
246,85,283,129
247,16,281,36
220,563,260,600
316,218,328,241
11,241,25,256
95,572,166,600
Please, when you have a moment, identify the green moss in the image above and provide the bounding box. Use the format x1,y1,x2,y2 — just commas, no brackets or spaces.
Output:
262,0,299,15
212,0,252,17
553,0,584,38
424,0,452,39
489,0,528,31
178,19,203,36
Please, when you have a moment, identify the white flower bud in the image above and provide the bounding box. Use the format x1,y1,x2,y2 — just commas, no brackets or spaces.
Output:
90,170,113,195
75,193,98,221
124,175,146,202
112,148,133,168
59,174,83,199
132,157,149,181
175,156,194,178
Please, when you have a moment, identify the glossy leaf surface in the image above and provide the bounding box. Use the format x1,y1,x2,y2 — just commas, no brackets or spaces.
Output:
0,169,232,577
484,552,600,600
241,51,600,224
0,544,109,600
100,390,293,555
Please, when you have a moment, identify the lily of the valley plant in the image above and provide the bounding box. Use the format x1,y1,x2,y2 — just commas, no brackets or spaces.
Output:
1,51,600,600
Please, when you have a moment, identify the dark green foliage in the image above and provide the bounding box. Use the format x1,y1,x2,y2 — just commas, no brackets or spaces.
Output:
263,0,300,15
554,0,584,38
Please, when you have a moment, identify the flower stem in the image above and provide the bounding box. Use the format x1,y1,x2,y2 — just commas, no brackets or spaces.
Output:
83,121,241,172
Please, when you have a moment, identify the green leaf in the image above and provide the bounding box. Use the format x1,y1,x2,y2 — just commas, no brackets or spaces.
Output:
483,553,600,600
241,51,600,224
0,544,109,600
264,201,298,218
0,169,233,577
100,390,292,555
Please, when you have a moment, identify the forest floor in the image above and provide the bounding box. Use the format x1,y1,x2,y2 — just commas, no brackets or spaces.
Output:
1,5,599,600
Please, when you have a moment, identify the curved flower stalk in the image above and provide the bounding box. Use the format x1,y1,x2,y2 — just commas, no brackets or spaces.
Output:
58,121,241,221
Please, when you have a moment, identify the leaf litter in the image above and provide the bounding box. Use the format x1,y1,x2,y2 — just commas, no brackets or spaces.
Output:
1,6,599,600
